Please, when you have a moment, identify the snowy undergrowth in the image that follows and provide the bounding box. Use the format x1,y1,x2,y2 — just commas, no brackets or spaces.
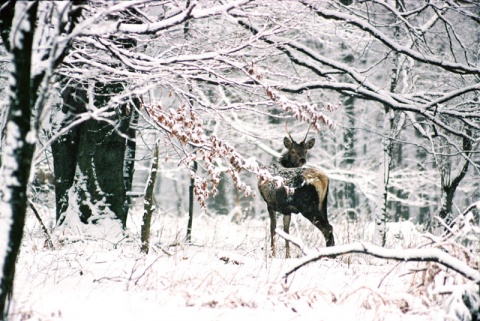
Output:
10,202,480,321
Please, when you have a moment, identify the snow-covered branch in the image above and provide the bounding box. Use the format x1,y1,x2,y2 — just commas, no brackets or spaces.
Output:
233,4,480,139
300,0,480,75
284,241,480,284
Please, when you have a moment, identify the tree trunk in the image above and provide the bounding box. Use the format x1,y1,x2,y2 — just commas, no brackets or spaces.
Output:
51,85,86,223
374,4,403,245
437,133,472,229
141,142,160,254
208,171,230,215
186,160,197,243
124,108,139,214
342,95,358,219
0,2,38,317
0,2,82,317
52,83,138,227
374,109,392,247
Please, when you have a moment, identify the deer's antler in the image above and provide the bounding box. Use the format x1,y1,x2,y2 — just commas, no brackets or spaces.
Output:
302,124,311,143
285,121,294,141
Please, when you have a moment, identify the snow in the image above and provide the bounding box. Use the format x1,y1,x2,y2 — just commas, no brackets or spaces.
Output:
25,129,37,145
10,2,31,51
8,202,478,321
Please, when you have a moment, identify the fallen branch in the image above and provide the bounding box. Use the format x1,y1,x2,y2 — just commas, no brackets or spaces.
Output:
282,240,480,284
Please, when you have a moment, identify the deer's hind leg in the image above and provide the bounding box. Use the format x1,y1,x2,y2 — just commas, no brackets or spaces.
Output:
313,212,334,247
303,210,335,247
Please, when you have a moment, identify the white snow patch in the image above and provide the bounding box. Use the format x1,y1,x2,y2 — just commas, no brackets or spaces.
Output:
25,129,37,144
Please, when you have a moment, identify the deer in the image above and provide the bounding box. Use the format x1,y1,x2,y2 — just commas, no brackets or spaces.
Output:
258,124,334,258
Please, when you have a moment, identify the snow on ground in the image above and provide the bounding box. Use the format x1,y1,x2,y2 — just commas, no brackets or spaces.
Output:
8,202,478,321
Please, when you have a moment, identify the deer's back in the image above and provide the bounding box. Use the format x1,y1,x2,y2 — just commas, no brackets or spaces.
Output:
258,165,328,215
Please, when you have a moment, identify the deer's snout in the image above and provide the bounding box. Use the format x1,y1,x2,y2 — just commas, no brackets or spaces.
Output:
299,158,306,165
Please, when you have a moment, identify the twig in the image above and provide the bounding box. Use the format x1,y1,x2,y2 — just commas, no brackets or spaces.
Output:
154,243,173,256
438,200,479,238
461,201,480,216
134,255,163,286
434,215,456,237
28,200,55,249
275,228,311,256
377,261,402,288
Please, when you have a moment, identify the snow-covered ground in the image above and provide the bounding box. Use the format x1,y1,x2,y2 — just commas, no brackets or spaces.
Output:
9,201,479,321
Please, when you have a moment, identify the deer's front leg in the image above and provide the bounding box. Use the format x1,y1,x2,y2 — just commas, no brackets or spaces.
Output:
283,214,291,258
268,207,277,257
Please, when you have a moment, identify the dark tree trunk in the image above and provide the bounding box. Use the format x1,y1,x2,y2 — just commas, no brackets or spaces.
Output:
77,117,129,224
186,160,197,243
52,83,138,227
0,2,38,317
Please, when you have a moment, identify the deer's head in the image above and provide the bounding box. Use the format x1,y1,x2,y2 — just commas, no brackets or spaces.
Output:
279,124,315,168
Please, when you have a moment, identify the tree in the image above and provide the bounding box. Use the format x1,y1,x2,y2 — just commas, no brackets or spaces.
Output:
140,141,160,253
50,6,146,228
0,1,82,317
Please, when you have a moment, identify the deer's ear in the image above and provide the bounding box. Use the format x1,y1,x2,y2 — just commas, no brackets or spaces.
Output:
305,138,315,149
284,137,292,149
